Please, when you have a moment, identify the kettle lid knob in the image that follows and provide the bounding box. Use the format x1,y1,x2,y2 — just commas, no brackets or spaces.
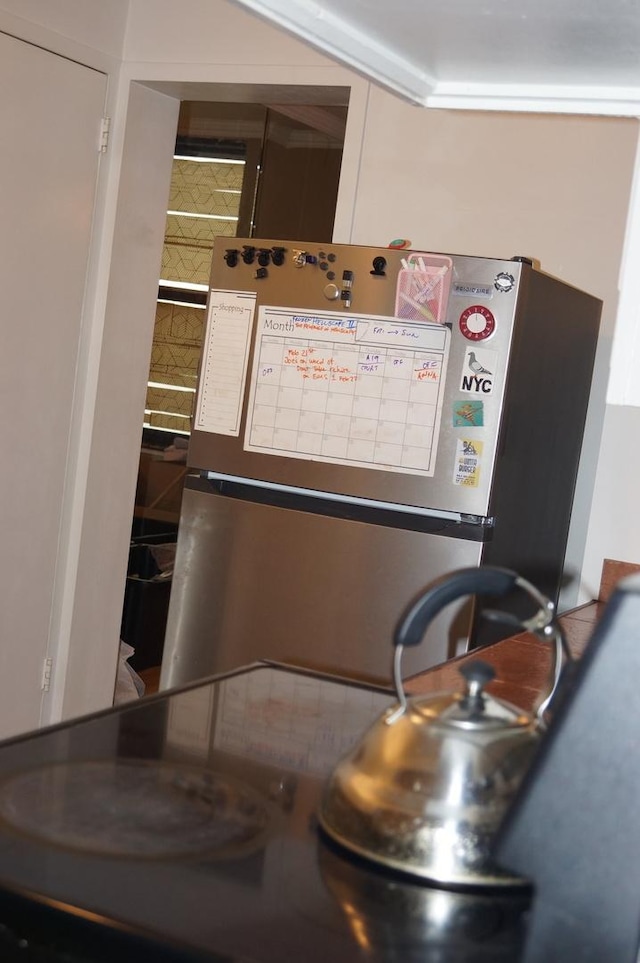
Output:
460,659,495,690
459,659,496,713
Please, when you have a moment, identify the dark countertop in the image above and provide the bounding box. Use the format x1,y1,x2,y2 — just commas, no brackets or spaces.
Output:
0,574,626,963
0,660,534,963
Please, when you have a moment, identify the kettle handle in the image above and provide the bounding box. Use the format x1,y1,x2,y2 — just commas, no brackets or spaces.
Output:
394,566,520,648
390,565,568,725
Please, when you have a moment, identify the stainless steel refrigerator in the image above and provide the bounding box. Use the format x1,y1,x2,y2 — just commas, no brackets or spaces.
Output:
160,238,601,689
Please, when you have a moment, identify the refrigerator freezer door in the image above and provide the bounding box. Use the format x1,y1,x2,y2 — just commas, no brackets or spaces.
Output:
187,241,527,518
160,484,483,690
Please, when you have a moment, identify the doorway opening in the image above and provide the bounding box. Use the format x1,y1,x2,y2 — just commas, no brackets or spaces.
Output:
121,90,349,691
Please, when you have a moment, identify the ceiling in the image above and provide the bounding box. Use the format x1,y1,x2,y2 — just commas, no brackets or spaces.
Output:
227,0,640,116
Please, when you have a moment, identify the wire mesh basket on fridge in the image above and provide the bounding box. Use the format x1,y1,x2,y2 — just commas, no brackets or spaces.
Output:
394,253,452,324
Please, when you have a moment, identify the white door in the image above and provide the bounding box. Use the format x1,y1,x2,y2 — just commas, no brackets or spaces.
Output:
0,32,106,738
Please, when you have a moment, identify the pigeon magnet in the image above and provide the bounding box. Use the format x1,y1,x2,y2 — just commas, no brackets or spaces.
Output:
459,347,496,394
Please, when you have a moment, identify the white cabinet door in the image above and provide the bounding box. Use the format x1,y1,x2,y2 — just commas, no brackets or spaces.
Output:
0,31,106,738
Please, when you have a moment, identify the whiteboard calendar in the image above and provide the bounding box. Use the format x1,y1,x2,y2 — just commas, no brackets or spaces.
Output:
244,306,450,476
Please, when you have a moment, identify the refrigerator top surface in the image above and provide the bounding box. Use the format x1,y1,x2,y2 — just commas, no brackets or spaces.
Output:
0,663,530,961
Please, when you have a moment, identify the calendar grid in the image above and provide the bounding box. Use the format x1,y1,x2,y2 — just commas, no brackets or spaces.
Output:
245,308,450,477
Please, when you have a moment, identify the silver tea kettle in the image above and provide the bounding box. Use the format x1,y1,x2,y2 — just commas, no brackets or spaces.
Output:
319,566,570,889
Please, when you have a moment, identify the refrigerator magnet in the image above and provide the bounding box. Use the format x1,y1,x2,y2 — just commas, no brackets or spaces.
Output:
453,400,484,427
458,304,496,341
453,438,483,488
459,346,496,395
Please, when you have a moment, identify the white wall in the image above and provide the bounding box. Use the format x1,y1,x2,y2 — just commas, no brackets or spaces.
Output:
124,0,328,64
0,0,128,59
582,405,640,575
